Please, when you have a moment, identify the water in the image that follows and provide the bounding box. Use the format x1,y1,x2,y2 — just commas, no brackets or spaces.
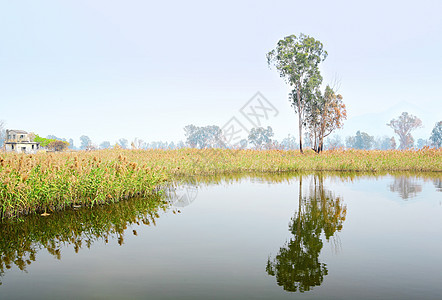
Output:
1,173,441,299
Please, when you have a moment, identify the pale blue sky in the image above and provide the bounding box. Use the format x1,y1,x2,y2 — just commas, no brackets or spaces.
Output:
1,0,441,146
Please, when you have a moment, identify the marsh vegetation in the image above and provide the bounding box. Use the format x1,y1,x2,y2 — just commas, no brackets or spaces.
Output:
0,148,441,219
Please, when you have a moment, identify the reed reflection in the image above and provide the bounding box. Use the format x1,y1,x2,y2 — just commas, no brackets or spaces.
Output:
266,175,347,293
0,193,170,285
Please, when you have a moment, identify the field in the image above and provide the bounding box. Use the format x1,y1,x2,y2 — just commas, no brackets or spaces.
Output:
1,148,441,219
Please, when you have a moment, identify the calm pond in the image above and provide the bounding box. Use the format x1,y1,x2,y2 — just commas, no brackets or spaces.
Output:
1,173,441,299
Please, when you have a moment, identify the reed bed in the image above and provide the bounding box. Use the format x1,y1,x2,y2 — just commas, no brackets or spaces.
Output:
148,148,441,175
1,148,441,219
0,152,165,219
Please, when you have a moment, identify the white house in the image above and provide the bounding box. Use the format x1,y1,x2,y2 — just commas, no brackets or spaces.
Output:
4,130,40,154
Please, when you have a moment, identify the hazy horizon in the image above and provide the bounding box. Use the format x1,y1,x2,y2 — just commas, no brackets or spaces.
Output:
1,0,441,146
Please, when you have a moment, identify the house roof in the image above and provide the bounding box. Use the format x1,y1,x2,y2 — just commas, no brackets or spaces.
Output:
8,129,28,134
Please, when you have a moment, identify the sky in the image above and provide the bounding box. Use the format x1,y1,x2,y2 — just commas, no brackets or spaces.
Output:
1,0,441,147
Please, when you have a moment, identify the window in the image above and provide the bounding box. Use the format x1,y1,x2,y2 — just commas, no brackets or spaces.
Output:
32,144,34,150
12,144,14,150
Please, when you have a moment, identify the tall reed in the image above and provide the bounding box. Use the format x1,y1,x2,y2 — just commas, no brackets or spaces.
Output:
1,147,440,219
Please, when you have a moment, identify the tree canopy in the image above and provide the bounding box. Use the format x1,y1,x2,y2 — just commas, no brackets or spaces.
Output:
118,138,129,149
306,86,347,152
99,141,112,149
47,140,69,151
345,131,375,150
79,135,92,150
184,125,225,149
387,112,422,149
33,135,69,151
248,126,274,149
430,121,442,148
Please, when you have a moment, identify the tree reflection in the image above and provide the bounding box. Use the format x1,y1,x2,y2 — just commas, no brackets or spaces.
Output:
389,176,422,199
433,178,442,192
266,175,347,292
0,193,170,285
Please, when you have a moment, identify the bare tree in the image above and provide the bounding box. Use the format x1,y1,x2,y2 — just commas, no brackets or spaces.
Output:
387,112,422,149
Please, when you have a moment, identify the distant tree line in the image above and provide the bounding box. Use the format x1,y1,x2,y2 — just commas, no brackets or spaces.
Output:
13,117,441,152
2,111,438,152
334,112,440,150
178,116,440,151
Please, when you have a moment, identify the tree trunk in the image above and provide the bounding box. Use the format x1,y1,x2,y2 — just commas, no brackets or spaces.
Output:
297,175,303,235
297,83,303,154
318,102,328,153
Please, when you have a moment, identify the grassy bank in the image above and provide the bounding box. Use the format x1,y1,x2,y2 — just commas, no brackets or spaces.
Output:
1,148,441,219
0,153,165,219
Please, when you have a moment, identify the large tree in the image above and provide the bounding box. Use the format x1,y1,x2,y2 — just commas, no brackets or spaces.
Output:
280,134,299,150
429,121,442,148
80,135,92,150
99,141,111,149
345,131,375,150
184,125,225,149
118,138,129,149
267,34,327,153
306,86,347,153
248,126,274,149
387,112,422,149
47,140,69,152
374,136,396,150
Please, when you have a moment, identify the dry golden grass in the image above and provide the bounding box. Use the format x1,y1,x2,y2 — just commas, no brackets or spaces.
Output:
1,147,440,219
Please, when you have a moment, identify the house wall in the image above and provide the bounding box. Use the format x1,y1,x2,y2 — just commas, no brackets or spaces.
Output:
5,143,14,152
5,143,40,154
5,130,30,142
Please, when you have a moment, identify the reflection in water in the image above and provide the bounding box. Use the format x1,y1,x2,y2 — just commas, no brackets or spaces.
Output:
266,175,347,293
389,176,422,199
2,172,438,291
0,193,170,285
166,183,199,208
434,178,442,192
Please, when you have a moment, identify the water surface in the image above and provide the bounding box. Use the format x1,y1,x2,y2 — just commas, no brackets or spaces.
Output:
1,173,441,299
